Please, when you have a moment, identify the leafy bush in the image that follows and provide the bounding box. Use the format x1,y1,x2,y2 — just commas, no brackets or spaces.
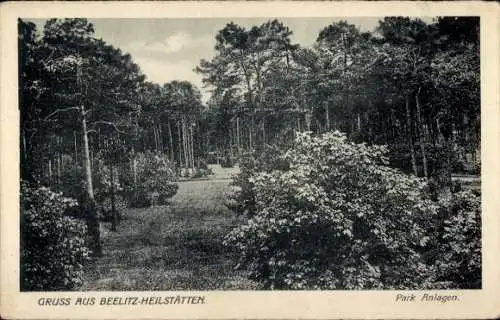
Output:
20,181,91,291
433,191,481,288
99,194,128,221
58,156,130,220
226,131,442,289
123,151,178,207
229,145,290,217
227,132,482,289
228,156,258,217
469,161,481,175
220,155,234,168
58,164,85,200
198,159,209,170
92,155,124,203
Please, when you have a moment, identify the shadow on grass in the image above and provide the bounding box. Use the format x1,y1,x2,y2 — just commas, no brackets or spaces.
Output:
81,201,257,291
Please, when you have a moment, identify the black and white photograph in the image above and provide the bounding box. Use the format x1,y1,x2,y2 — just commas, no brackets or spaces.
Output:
2,2,500,319
17,15,482,292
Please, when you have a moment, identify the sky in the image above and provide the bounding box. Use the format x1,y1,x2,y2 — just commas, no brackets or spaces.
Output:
31,17,432,102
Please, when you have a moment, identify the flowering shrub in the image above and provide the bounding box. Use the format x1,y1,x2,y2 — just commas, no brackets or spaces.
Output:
92,155,124,203
229,145,290,217
58,156,128,221
226,131,445,289
123,151,178,207
228,156,258,217
20,181,91,291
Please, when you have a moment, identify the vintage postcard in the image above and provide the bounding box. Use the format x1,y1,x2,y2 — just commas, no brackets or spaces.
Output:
1,1,499,319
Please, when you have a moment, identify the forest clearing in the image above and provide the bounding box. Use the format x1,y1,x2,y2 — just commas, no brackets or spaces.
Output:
81,165,260,291
19,16,481,291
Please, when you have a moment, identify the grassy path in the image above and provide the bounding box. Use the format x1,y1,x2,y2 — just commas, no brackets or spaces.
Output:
81,165,257,290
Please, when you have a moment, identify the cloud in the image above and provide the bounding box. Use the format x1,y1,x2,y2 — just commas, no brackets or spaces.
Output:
133,57,210,102
126,31,213,55
120,31,214,102
134,58,196,85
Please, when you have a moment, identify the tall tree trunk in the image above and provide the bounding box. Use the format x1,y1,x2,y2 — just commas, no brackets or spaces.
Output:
390,108,397,142
185,120,190,169
182,117,189,170
57,152,61,187
305,111,312,131
57,136,62,187
22,130,27,162
190,124,195,170
249,113,254,150
47,140,53,186
48,157,52,186
168,121,174,162
262,117,266,145
158,124,164,152
177,120,182,170
73,131,78,165
415,88,429,178
80,104,101,257
205,133,210,160
186,123,191,169
325,103,330,132
435,118,442,145
429,119,436,146
153,122,159,151
405,94,418,176
236,116,241,155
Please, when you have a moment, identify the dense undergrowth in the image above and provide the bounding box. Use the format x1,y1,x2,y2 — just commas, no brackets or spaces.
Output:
226,131,481,289
20,181,91,290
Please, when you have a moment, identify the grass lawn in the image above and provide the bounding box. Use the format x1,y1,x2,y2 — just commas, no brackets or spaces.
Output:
81,173,258,291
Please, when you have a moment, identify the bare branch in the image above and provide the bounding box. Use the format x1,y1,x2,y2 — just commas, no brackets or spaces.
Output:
92,121,126,134
43,106,80,121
